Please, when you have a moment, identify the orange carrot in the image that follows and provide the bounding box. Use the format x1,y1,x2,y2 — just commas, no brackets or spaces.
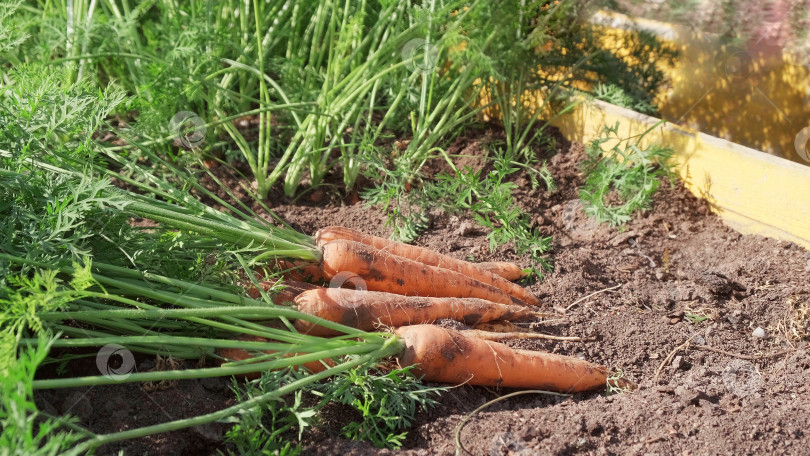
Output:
315,226,539,305
395,325,634,393
320,240,526,307
218,335,333,380
246,278,319,302
477,261,528,281
293,288,539,336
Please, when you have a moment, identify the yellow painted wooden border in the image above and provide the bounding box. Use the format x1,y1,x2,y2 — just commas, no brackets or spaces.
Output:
551,99,810,249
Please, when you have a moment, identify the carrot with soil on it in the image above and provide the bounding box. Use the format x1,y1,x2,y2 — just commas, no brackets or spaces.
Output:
293,288,541,336
315,226,540,306
395,325,634,393
319,239,528,307
476,261,528,281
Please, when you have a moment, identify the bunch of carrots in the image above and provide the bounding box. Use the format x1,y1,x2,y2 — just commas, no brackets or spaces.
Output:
225,226,634,394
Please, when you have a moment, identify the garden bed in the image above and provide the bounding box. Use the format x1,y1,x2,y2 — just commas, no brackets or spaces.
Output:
35,128,810,455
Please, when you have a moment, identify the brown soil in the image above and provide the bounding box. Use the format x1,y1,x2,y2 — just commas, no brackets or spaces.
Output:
35,128,810,455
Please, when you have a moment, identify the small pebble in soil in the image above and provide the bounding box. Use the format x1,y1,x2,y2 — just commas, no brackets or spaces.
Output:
667,310,683,324
609,230,636,247
532,214,546,226
750,397,766,408
675,385,702,405
309,189,325,203
458,221,476,236
752,327,767,339
727,309,742,325
669,285,686,301
679,221,695,233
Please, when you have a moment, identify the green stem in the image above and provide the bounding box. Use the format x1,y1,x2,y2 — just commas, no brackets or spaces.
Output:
27,335,315,351
32,339,399,389
88,265,365,337
126,202,317,257
52,325,205,359
103,102,314,152
38,306,288,321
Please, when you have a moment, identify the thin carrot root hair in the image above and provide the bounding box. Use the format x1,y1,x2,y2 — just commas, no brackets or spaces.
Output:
473,321,526,333
465,329,597,342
